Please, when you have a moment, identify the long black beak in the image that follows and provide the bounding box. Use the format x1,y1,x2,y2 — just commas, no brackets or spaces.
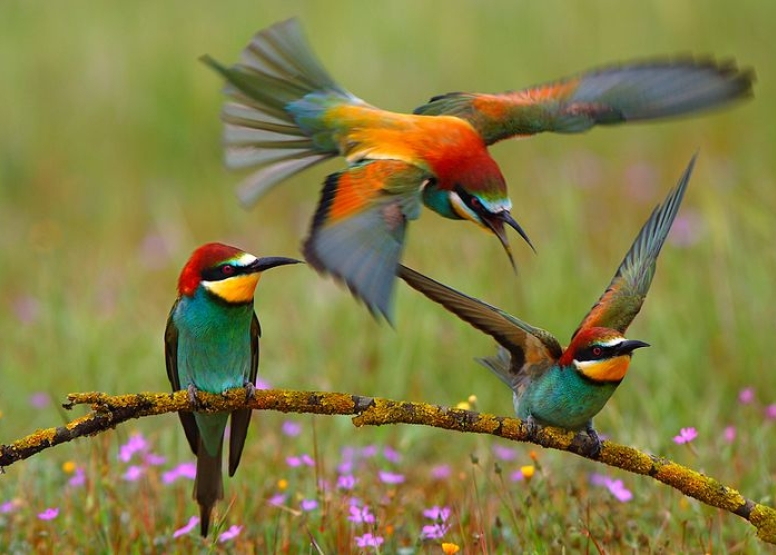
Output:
616,339,650,355
249,256,303,273
483,210,535,272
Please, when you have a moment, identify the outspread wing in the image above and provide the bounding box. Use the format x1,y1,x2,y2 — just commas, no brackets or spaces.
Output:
164,303,199,456
303,159,429,323
397,264,562,387
228,312,260,476
573,155,696,337
415,58,754,145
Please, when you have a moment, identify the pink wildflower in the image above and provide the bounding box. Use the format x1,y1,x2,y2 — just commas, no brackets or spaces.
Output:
172,516,199,538
355,533,384,548
218,525,243,542
378,470,405,485
37,507,59,520
673,427,698,444
739,387,755,404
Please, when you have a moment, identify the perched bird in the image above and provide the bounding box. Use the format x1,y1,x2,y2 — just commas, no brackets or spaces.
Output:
165,243,300,536
398,156,696,455
203,18,752,321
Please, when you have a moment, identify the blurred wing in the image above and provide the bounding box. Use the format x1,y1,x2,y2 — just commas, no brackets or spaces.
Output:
228,312,260,476
415,58,754,145
397,264,563,385
164,305,199,456
573,154,696,336
303,159,430,323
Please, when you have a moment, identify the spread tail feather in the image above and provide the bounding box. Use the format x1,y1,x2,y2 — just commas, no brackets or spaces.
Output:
202,18,361,204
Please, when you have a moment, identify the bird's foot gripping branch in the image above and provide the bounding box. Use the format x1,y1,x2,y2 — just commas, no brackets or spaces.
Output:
0,388,773,544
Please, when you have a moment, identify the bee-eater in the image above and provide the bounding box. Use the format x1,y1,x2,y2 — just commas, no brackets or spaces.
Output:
398,156,696,456
165,243,300,536
203,17,751,321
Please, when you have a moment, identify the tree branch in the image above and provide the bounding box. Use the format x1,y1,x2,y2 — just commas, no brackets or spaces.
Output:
1,388,773,544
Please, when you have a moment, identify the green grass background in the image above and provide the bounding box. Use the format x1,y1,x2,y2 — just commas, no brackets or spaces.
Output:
0,0,774,551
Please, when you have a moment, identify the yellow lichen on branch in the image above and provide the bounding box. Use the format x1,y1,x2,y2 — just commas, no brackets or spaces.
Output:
0,388,773,544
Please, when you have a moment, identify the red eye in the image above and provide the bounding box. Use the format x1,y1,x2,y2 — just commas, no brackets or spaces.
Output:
592,347,603,357
221,264,235,276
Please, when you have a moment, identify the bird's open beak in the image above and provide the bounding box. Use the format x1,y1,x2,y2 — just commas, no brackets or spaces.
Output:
249,256,303,273
616,339,650,355
482,210,535,272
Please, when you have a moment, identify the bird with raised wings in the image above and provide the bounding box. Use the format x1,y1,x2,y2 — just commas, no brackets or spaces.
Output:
203,18,752,321
165,243,300,536
398,156,696,455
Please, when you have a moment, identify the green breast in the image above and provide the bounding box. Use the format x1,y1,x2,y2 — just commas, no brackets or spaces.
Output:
515,365,620,431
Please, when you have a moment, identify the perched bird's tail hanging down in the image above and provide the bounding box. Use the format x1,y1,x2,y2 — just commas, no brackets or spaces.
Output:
194,437,224,538
202,18,361,205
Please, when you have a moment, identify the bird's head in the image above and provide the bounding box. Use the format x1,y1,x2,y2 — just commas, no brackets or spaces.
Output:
421,156,534,269
560,327,650,383
177,243,301,304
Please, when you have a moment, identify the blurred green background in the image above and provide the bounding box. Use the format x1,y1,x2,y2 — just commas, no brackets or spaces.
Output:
0,0,773,500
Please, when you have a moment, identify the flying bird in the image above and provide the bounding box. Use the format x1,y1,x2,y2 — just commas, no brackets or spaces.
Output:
203,18,752,321
398,156,696,455
165,242,300,536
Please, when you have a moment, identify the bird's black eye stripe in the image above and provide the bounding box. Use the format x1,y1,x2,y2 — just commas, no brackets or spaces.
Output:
453,185,485,213
201,263,241,282
576,344,617,362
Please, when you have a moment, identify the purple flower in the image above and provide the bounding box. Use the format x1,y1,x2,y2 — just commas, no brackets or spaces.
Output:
218,524,243,543
378,470,405,485
766,404,776,421
28,392,51,409
119,433,148,462
421,505,452,538
255,378,272,390
382,446,401,463
589,474,632,502
1,500,19,514
68,467,86,487
355,533,384,548
337,474,357,490
123,465,144,481
605,479,633,502
172,516,199,538
421,523,450,540
422,506,451,521
37,507,59,521
268,493,286,507
286,454,315,468
673,427,698,444
144,452,167,466
300,499,318,512
162,462,197,484
723,425,736,443
430,464,452,479
361,445,378,458
348,504,375,524
492,444,518,461
282,420,302,436
738,387,755,405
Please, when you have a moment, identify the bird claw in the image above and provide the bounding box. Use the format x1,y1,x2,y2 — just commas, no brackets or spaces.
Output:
580,424,602,458
524,415,540,443
243,381,256,401
187,384,204,410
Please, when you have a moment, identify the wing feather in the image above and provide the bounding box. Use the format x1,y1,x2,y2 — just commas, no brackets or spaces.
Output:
573,155,696,336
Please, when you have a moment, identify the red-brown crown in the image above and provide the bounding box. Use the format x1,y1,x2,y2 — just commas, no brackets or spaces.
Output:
177,242,246,297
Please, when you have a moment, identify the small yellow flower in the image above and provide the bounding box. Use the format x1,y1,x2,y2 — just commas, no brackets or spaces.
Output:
277,478,288,491
62,461,77,474
442,542,461,554
455,401,471,410
520,465,535,481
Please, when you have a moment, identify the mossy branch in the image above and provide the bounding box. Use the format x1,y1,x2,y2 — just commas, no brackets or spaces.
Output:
1,388,774,544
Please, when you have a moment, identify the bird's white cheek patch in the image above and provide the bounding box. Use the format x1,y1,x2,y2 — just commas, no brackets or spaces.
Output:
575,356,631,382
204,274,261,304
